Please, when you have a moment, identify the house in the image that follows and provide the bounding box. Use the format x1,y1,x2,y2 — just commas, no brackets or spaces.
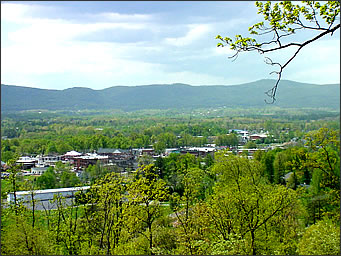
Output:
164,148,180,156
249,133,268,142
180,147,216,157
31,167,48,175
64,150,82,160
229,129,249,142
237,148,266,157
36,155,63,167
72,153,109,170
139,148,155,156
16,156,37,169
97,148,137,170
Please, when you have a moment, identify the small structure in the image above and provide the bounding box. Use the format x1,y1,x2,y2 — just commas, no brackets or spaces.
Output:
16,156,37,169
64,151,82,160
180,147,216,157
72,153,109,170
36,155,63,167
249,133,268,142
230,129,249,142
139,148,155,156
31,167,48,175
7,186,91,204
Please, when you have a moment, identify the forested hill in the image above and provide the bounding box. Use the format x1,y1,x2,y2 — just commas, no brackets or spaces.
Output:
1,79,340,112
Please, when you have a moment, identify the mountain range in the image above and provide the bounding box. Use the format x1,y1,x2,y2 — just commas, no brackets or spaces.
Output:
1,79,339,112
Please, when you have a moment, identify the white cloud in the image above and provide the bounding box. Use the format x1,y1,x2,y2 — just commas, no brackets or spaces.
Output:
1,2,158,82
93,12,152,22
7,21,147,44
165,24,212,47
1,3,35,23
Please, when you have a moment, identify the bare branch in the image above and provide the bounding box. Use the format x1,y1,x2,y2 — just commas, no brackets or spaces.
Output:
263,57,283,103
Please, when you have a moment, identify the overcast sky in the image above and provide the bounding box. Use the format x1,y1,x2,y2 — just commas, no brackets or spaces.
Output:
1,1,340,90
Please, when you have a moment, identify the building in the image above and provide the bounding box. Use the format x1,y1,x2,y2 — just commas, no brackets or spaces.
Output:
7,186,91,203
229,129,249,142
97,148,137,170
31,166,48,175
64,150,83,161
180,147,216,157
72,153,109,170
36,155,63,167
249,133,268,142
7,186,91,210
16,156,37,169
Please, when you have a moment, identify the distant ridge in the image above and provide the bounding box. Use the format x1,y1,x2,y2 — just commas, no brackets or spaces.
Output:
1,79,339,112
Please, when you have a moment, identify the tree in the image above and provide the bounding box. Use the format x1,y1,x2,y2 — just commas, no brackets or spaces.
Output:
210,152,302,255
297,219,340,255
6,155,22,216
215,133,239,147
273,151,288,184
81,173,127,254
244,140,257,149
1,214,55,255
171,167,213,254
127,164,169,255
304,127,340,221
261,150,275,183
36,167,57,189
216,1,340,102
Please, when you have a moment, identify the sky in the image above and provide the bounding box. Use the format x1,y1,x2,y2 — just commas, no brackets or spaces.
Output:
1,1,340,90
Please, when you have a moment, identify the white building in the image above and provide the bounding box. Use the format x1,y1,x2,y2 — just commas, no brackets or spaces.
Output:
7,186,91,204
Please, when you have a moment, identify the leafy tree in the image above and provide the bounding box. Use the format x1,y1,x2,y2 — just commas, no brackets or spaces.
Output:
171,167,213,254
304,128,340,221
36,167,57,189
261,150,275,183
305,127,340,189
210,152,302,255
127,164,169,255
216,1,340,102
49,193,82,255
80,173,127,254
215,133,238,147
297,219,340,255
60,170,80,188
273,150,288,184
138,154,155,168
1,150,15,164
1,214,55,255
285,147,310,186
6,155,22,216
244,140,257,149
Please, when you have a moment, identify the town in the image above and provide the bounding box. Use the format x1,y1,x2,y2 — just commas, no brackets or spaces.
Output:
1,129,290,178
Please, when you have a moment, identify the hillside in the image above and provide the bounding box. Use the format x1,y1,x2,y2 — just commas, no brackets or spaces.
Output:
1,79,339,112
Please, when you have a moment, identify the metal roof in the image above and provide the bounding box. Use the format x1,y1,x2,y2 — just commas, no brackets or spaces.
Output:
10,186,91,196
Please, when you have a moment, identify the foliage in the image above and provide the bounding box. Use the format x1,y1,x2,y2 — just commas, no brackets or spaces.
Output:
211,153,302,255
244,140,257,149
1,214,55,255
297,219,340,255
127,164,169,254
79,172,127,255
